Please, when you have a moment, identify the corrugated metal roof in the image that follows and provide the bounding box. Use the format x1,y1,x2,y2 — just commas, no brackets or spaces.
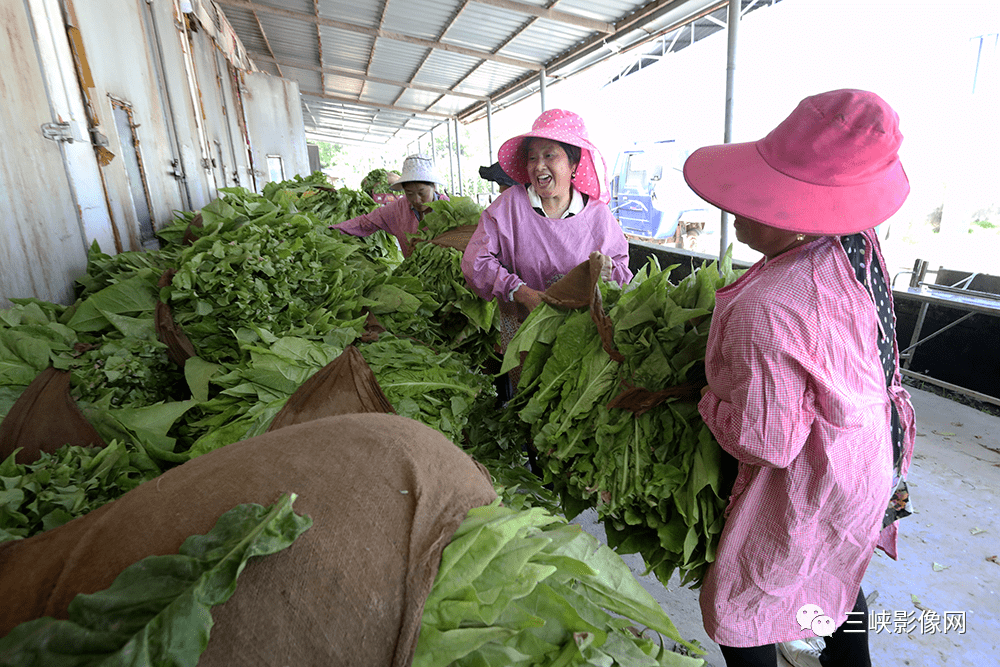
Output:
213,0,783,146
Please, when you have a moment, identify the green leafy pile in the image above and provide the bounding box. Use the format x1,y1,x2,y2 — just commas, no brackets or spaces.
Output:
266,171,382,224
501,254,740,587
385,197,499,361
0,441,161,542
360,167,400,195
360,334,495,445
161,197,382,365
413,500,704,666
0,493,311,666
1,177,496,525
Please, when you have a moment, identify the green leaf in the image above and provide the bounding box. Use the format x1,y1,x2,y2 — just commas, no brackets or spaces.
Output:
66,276,158,333
0,493,312,667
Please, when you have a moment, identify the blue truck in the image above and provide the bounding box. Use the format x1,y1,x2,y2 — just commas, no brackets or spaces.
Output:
609,140,714,250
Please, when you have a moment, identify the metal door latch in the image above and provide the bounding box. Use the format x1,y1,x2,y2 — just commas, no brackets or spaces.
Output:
41,121,86,143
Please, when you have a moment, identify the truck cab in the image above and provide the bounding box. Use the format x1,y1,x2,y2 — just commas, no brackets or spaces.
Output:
609,141,713,249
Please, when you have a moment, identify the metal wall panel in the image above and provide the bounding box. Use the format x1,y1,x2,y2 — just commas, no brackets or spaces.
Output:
190,28,248,192
26,0,116,255
241,72,310,185
69,0,200,248
0,0,89,305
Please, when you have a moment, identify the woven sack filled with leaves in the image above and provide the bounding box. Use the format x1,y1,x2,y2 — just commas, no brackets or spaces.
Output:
0,413,497,667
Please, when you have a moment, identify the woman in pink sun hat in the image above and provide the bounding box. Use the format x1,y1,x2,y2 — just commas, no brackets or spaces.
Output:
685,89,916,667
462,109,633,383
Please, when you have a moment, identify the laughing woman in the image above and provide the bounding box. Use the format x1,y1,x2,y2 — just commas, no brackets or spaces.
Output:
461,109,633,376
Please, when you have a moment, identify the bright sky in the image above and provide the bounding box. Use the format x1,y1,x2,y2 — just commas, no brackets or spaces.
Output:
469,0,1000,273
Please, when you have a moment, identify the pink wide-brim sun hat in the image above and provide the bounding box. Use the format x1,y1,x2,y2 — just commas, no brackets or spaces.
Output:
497,109,609,202
683,89,910,236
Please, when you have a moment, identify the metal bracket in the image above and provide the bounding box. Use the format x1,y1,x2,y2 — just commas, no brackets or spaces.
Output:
41,121,85,143
169,159,185,179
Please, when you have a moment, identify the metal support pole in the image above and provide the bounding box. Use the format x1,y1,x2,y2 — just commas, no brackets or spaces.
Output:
446,120,455,194
429,128,435,163
454,117,463,196
539,68,547,112
487,98,495,195
719,0,741,263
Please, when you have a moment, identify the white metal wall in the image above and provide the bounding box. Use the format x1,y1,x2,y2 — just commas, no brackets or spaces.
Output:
241,72,310,187
1,0,92,305
0,0,312,306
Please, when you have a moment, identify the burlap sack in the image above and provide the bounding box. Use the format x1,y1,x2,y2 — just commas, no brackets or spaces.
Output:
426,224,478,252
539,251,623,362
606,383,704,416
0,367,106,465
361,310,387,343
154,269,196,367
267,345,394,432
0,413,497,667
182,212,204,246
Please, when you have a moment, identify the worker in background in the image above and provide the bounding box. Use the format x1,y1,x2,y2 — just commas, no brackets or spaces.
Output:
478,161,516,200
331,154,448,257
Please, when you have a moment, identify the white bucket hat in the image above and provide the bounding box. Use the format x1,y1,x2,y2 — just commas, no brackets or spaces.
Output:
390,154,445,191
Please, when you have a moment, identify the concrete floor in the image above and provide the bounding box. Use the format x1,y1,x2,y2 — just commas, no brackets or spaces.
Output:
571,386,1000,666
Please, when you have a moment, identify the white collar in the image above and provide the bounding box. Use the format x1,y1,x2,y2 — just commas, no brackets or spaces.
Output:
527,185,585,218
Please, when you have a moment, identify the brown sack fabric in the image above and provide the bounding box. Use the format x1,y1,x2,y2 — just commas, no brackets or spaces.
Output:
267,345,395,432
427,224,478,252
0,367,106,465
154,269,196,366
361,310,387,343
0,413,497,667
540,251,623,362
606,383,704,417
182,212,204,246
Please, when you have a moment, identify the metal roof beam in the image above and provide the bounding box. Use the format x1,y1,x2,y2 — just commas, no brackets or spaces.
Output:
472,0,613,33
300,90,456,119
217,0,542,71
312,0,324,93
251,9,282,77
459,0,730,122
363,0,392,101
250,52,488,100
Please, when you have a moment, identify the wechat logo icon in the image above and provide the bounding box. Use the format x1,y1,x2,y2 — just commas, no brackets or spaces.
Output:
796,603,836,637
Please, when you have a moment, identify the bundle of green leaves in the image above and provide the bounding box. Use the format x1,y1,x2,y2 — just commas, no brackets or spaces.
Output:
413,500,705,666
384,197,498,362
360,167,400,195
161,196,388,366
501,254,741,587
359,334,495,446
